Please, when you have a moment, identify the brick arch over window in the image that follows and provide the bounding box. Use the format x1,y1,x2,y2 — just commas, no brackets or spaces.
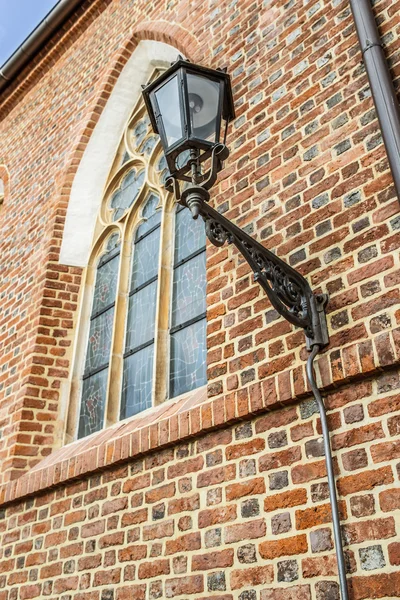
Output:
59,40,182,267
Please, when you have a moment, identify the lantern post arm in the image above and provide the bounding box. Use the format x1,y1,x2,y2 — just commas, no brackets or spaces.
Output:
195,201,329,350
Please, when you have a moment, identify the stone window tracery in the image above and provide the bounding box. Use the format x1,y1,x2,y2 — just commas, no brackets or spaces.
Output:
71,71,207,441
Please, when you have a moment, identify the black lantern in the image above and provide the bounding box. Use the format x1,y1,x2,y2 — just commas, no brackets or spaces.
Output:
142,57,235,181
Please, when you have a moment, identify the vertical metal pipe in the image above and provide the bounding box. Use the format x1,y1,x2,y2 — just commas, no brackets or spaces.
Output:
306,346,350,600
350,0,400,201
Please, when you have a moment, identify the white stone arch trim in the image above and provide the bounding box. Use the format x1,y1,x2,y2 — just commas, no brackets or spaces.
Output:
59,40,181,267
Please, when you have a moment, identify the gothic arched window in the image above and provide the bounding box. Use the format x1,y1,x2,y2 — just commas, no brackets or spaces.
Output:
71,72,207,440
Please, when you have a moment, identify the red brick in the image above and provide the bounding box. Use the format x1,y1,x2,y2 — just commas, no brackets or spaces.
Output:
101,497,128,515
167,456,204,479
122,474,151,493
295,502,346,530
368,394,400,417
260,585,311,600
338,466,394,495
118,545,147,562
343,517,396,544
98,531,124,548
225,437,265,460
259,446,302,471
255,407,298,433
168,494,200,515
351,572,400,600
379,488,400,512
81,520,105,539
165,532,201,555
225,519,266,543
302,555,338,578
332,423,384,450
230,565,274,590
121,508,148,526
138,559,170,579
197,464,236,488
264,489,308,512
93,569,120,586
165,575,204,597
145,482,175,504
225,477,265,501
370,440,400,463
20,585,43,600
78,555,102,571
388,542,400,566
198,505,237,528
116,585,146,600
143,520,174,541
259,535,308,559
292,460,326,484
192,549,234,571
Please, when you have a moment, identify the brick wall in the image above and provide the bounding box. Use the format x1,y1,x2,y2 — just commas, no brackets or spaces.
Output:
0,375,399,599
0,0,400,596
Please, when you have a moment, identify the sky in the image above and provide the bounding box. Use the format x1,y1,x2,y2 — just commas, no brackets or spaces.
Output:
0,0,59,66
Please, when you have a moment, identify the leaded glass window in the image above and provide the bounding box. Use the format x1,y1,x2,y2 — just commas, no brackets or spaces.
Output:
71,69,208,442
78,234,120,438
121,194,161,419
170,207,207,397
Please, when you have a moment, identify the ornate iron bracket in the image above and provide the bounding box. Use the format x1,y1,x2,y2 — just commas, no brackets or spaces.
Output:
167,145,329,350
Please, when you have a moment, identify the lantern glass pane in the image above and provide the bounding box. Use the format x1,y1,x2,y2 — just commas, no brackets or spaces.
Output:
187,73,220,143
155,75,183,148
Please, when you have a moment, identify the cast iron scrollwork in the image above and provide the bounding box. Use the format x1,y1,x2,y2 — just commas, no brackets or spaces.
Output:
198,202,329,350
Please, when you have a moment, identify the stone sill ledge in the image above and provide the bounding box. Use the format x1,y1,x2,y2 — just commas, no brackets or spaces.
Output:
0,377,285,507
1,327,400,507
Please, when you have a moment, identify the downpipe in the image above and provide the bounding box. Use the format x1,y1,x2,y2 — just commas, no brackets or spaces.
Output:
306,345,350,600
350,0,400,201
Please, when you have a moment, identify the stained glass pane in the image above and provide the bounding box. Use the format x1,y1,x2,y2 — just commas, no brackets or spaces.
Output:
121,345,154,419
171,253,206,327
175,149,191,171
156,154,170,186
140,136,157,156
174,206,206,263
132,117,150,148
131,228,160,288
78,368,108,438
170,319,207,398
85,308,115,373
110,169,145,221
136,193,161,238
92,254,119,314
106,233,120,252
126,281,157,350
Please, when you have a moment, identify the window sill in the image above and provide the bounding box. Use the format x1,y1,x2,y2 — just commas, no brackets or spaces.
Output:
0,379,275,506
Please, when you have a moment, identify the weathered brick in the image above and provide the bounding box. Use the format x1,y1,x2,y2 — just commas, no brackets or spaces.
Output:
192,549,234,571
225,519,266,544
225,478,265,501
230,565,274,589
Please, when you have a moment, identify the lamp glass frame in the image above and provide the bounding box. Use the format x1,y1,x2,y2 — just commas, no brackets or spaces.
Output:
142,59,235,179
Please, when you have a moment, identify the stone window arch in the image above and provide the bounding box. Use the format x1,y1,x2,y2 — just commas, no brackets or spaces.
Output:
67,70,207,441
